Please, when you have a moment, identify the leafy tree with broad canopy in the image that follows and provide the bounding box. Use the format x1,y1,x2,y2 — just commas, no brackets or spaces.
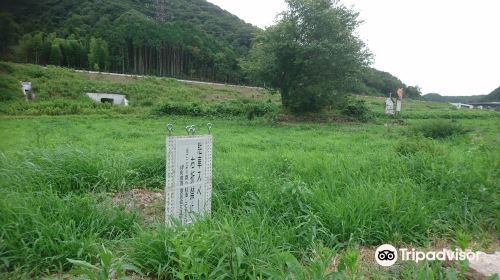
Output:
243,0,371,112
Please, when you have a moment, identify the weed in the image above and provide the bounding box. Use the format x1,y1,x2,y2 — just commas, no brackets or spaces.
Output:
0,62,498,278
395,137,438,156
408,120,469,139
342,98,374,121
68,245,142,280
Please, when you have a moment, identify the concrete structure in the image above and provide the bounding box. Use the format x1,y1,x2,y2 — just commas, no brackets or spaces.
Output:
21,81,35,100
470,102,500,111
450,102,474,109
86,93,129,106
450,102,500,111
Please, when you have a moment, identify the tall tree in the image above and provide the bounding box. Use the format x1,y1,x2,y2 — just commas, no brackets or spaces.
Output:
49,43,62,66
88,37,109,71
243,0,371,112
0,12,20,57
88,37,100,71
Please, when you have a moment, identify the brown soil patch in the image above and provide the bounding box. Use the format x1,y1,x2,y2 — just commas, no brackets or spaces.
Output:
112,189,165,226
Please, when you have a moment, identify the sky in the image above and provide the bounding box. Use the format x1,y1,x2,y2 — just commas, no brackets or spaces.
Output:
207,0,500,96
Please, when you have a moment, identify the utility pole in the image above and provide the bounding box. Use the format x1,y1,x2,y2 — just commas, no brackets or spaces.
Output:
156,0,166,23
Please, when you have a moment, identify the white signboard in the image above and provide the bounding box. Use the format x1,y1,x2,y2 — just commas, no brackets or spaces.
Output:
165,135,212,225
396,99,402,112
385,98,394,115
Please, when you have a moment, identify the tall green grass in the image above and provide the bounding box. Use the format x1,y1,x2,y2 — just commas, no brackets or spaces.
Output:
0,188,138,275
1,116,498,278
407,119,469,139
0,149,164,194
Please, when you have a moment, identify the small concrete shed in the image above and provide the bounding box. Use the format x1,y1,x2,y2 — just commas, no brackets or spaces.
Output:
86,93,129,106
21,81,35,100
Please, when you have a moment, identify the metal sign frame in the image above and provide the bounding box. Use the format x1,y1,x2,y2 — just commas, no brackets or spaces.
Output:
165,134,212,226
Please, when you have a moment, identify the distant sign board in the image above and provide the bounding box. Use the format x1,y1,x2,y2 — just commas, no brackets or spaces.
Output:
165,135,212,225
385,98,395,115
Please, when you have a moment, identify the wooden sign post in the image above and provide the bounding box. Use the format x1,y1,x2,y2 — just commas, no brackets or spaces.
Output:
396,87,404,117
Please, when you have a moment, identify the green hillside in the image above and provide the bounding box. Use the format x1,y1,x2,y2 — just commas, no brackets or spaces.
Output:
356,68,421,98
0,0,259,83
0,61,278,116
423,86,500,103
423,93,486,103
1,0,257,50
3,61,498,121
483,86,500,101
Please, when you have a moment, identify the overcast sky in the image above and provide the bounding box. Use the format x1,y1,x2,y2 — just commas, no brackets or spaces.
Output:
207,0,500,96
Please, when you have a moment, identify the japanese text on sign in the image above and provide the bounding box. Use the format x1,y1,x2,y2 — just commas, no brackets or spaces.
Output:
166,135,212,225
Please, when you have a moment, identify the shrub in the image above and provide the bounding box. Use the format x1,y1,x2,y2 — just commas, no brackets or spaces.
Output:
409,120,469,139
153,101,279,118
341,99,373,121
0,100,138,116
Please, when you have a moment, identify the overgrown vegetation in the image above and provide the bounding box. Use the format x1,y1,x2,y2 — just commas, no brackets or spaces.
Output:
409,120,469,139
0,0,498,276
0,61,278,116
395,137,438,156
153,101,278,119
0,115,498,278
0,188,138,274
341,99,373,121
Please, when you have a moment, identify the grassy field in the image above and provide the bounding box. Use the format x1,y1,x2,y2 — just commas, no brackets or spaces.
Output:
0,62,499,279
2,61,498,120
0,61,277,116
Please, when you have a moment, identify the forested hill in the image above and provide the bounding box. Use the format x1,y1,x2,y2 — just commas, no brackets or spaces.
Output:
483,86,500,101
423,86,500,103
422,94,485,103
356,68,422,98
0,0,259,83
